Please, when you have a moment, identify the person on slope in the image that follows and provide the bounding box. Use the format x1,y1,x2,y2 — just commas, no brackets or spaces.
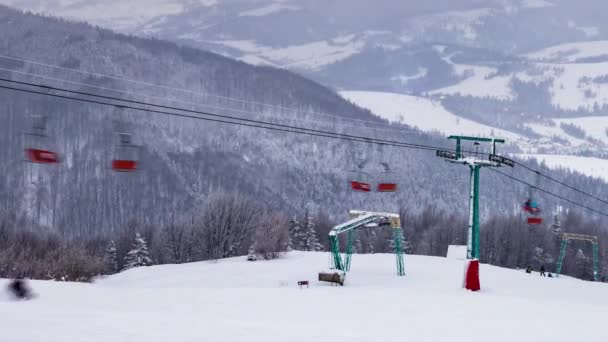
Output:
7,278,33,300
540,265,546,277
525,266,532,274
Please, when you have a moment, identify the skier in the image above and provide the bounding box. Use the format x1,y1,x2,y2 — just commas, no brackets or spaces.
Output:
540,265,546,277
548,273,553,278
525,266,532,274
7,278,32,300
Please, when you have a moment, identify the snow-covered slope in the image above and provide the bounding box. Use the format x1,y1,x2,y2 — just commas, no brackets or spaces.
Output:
340,91,523,140
1,252,606,341
524,40,608,63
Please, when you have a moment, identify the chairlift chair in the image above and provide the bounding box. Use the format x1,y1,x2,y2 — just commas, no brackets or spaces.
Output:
377,162,398,193
112,132,139,172
349,161,371,192
524,173,543,225
23,115,59,164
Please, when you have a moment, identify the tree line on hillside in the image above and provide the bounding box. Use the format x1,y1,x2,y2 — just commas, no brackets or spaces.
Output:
1,193,606,283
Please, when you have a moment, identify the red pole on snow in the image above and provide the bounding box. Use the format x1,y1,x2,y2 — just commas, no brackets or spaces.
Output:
464,259,481,291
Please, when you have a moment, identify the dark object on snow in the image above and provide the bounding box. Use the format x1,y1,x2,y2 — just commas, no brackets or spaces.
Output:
298,280,309,288
540,265,546,277
318,271,344,286
548,273,553,278
246,247,256,261
8,279,32,299
525,266,532,274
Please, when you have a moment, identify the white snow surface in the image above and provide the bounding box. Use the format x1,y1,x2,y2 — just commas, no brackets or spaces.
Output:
525,41,608,63
340,91,522,140
214,35,367,70
0,0,218,31
429,64,515,100
446,245,467,260
555,116,608,143
1,252,607,341
239,3,300,17
520,0,554,9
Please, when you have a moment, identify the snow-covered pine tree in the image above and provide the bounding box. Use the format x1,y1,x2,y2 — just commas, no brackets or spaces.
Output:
289,215,305,250
123,233,153,271
302,206,322,252
105,240,119,273
551,214,561,236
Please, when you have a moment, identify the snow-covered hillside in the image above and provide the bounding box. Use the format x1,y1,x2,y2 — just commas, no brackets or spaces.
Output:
341,90,608,182
1,252,606,341
340,91,523,140
524,40,608,63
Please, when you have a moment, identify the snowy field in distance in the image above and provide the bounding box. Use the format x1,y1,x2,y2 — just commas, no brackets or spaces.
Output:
1,252,607,342
524,40,608,63
340,91,522,140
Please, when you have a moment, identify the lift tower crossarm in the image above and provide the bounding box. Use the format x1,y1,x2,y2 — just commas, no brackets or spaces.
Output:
448,135,506,159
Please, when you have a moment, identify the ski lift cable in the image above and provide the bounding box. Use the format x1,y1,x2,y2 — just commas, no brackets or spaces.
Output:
3,77,608,215
0,66,418,137
488,168,608,218
512,160,608,207
0,77,452,153
3,55,607,206
0,80,442,153
0,54,420,131
1,76,528,158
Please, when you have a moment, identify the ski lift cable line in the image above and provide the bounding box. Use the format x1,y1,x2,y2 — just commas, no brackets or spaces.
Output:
0,54,413,130
3,80,608,217
5,76,608,210
511,159,608,207
0,77,527,157
487,167,608,218
7,52,602,198
0,77,468,152
0,66,419,136
0,80,442,153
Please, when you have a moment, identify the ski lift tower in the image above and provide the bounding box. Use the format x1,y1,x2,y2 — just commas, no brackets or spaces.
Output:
436,136,514,260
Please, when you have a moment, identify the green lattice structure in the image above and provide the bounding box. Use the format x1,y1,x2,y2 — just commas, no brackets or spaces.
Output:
329,210,405,276
555,233,600,281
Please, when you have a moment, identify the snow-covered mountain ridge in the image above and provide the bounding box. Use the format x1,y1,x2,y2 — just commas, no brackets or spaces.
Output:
5,0,608,160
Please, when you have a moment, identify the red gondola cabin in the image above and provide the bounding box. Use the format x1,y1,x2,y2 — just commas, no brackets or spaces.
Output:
112,159,138,172
26,148,59,164
351,181,371,192
377,183,398,192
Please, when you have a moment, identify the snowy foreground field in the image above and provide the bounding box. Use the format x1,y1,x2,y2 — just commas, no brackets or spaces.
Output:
1,252,607,342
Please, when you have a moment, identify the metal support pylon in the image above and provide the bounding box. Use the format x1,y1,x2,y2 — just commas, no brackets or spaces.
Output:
329,234,343,270
393,228,405,276
555,239,568,277
592,242,599,281
345,229,354,271
437,136,511,262
556,233,600,280
467,165,481,259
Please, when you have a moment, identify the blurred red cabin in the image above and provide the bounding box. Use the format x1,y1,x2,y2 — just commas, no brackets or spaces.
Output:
112,159,138,172
26,148,59,164
351,181,371,192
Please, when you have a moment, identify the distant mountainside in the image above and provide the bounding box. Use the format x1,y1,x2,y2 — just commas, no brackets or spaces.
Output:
1,5,608,237
6,0,608,157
